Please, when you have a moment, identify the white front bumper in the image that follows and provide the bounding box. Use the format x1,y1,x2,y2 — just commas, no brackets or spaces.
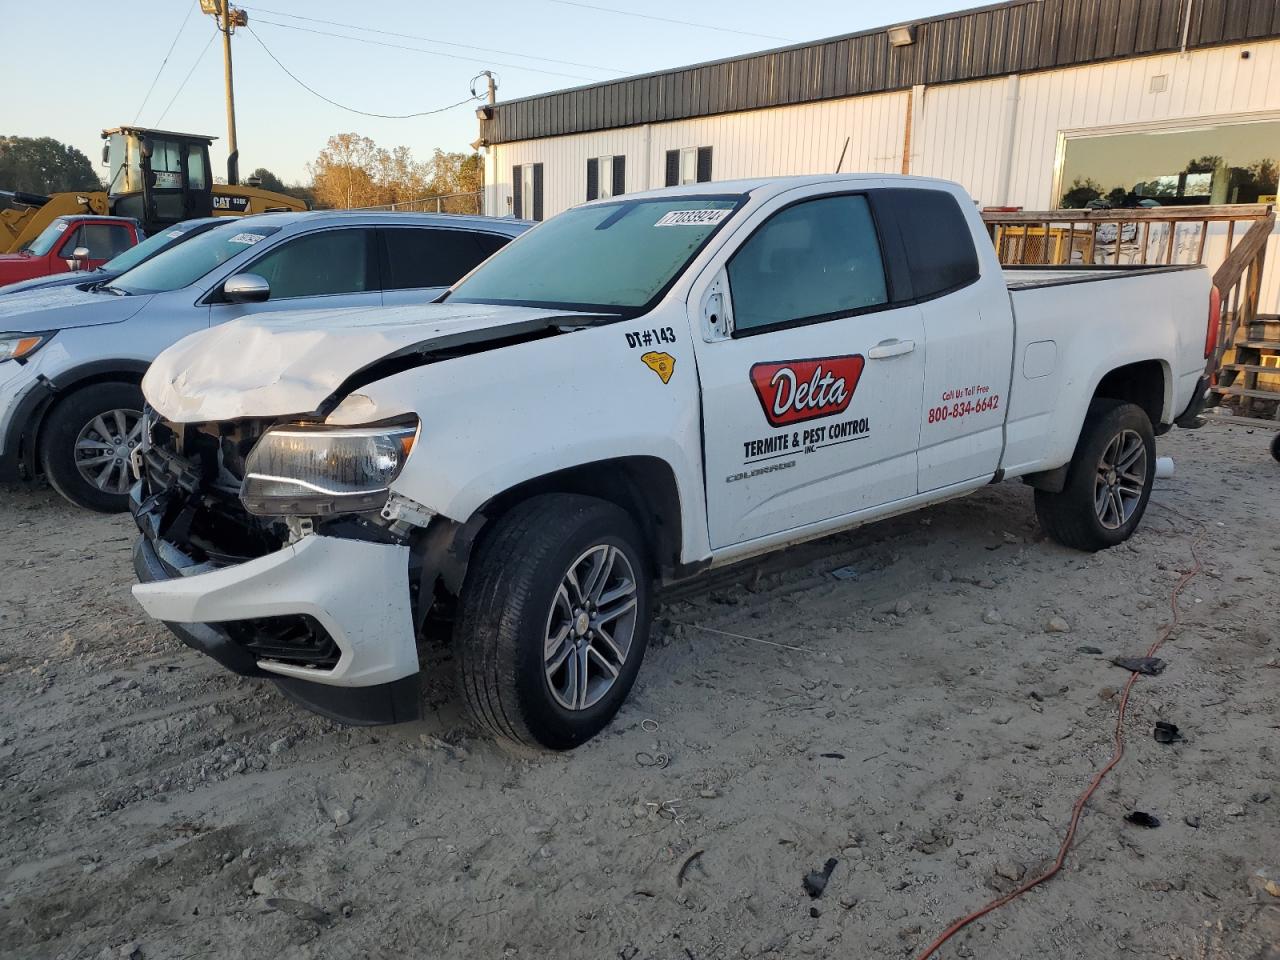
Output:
132,534,418,687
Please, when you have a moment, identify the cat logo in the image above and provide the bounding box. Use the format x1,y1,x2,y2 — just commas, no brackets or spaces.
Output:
642,351,676,384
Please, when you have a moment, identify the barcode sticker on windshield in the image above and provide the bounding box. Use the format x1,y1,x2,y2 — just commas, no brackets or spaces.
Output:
228,232,266,245
55,222,68,232
654,209,730,227
166,230,184,238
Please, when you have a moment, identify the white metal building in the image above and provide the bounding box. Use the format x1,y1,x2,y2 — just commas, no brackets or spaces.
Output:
477,0,1279,302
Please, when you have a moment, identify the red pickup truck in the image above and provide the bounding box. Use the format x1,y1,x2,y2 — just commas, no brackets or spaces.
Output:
0,215,143,287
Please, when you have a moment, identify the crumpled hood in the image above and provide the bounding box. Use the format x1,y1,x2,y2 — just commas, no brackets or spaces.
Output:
145,301,599,422
0,284,150,331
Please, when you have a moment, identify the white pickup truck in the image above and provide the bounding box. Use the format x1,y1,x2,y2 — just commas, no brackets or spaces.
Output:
128,174,1213,749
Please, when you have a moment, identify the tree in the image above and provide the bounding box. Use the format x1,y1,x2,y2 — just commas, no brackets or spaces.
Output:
248,167,287,193
0,136,101,195
306,134,483,211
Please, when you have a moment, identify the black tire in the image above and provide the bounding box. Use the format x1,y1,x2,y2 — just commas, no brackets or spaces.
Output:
454,494,652,750
39,381,144,513
1034,399,1156,552
1271,432,1280,463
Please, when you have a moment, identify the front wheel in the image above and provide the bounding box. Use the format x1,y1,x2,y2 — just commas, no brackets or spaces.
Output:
39,382,144,513
1034,399,1156,551
454,494,652,750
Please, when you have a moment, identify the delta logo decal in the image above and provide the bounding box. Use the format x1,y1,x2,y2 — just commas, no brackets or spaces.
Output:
749,355,865,427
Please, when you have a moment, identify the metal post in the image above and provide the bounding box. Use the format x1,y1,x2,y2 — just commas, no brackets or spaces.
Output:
221,2,240,185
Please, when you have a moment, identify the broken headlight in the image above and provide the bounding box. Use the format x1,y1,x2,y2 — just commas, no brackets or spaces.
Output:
240,421,418,517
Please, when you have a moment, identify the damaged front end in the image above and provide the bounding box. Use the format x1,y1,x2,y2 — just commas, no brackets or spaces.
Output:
129,411,440,725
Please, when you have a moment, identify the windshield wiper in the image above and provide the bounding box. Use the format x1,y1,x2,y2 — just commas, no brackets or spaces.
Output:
99,283,130,296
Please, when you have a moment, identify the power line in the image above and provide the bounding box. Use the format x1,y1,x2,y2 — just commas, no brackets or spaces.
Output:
243,5,626,75
245,26,482,119
249,16,598,82
133,0,198,122
155,29,219,126
543,0,790,42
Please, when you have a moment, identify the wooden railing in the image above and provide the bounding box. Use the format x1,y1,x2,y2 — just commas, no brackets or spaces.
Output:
981,204,1273,268
1207,210,1275,411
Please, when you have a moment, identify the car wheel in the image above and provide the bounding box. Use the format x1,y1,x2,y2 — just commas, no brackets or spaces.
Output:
39,382,144,513
1271,432,1280,463
454,493,652,750
1034,399,1156,552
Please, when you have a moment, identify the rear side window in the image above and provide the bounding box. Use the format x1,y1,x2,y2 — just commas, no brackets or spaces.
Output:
248,228,375,299
728,194,888,334
380,228,510,290
883,189,979,300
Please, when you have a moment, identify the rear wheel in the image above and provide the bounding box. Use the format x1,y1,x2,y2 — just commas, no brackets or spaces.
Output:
39,382,144,513
454,494,651,750
1034,399,1156,551
1271,432,1280,463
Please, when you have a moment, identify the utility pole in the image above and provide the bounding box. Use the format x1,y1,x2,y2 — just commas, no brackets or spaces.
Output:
199,0,245,185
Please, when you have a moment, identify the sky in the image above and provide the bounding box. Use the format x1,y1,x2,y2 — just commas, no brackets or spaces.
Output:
6,0,964,187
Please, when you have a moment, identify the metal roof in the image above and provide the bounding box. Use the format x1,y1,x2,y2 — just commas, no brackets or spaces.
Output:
481,0,1280,145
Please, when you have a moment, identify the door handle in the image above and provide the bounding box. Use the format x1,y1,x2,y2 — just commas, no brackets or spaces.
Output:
867,338,916,360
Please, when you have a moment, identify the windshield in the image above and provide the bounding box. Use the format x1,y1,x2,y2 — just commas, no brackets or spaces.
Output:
100,222,213,274
24,219,72,256
448,195,744,313
109,222,282,295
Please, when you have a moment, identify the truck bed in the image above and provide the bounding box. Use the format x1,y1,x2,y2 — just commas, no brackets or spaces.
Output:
1003,263,1203,291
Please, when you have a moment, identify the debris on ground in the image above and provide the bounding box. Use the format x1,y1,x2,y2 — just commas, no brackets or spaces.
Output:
1112,656,1166,675
1124,811,1161,828
1153,721,1182,743
803,858,839,898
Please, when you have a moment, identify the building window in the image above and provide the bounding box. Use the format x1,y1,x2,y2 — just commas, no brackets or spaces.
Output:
665,146,712,187
587,155,626,201
1058,119,1279,208
512,163,544,220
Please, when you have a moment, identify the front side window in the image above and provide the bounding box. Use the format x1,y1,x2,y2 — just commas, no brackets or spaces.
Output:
1059,119,1280,207
80,223,135,260
246,228,374,299
727,194,888,334
110,222,283,294
449,195,743,314
380,228,509,290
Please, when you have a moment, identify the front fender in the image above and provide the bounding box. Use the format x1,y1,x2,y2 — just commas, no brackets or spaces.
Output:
328,321,712,565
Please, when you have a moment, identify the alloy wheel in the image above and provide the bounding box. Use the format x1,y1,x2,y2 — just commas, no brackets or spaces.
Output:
1094,428,1147,530
543,544,639,711
74,408,143,495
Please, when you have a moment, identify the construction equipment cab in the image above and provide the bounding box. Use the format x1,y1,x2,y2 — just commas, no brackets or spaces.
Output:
0,127,307,254
102,127,302,229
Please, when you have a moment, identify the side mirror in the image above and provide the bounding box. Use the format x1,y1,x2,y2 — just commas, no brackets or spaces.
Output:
101,143,110,167
67,246,91,271
223,273,271,303
139,137,154,160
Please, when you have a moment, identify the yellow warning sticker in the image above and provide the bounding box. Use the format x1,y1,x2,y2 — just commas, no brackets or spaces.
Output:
642,351,676,384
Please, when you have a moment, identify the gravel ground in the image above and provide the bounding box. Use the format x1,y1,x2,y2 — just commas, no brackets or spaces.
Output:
1,421,1278,960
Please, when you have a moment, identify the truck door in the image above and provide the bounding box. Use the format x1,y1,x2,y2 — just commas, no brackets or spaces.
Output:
876,188,1014,491
692,188,926,548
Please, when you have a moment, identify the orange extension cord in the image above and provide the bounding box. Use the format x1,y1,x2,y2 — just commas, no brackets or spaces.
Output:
914,515,1205,960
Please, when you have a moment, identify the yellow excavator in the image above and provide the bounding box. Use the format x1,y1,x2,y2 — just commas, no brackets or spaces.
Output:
1,126,307,253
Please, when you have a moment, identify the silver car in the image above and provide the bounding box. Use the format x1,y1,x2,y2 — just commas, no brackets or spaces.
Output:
0,211,531,511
